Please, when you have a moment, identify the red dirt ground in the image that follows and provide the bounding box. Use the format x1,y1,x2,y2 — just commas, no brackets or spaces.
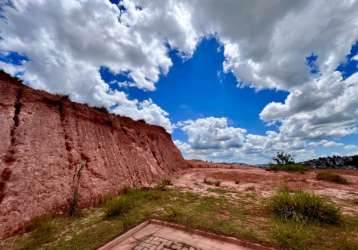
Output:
174,163,358,214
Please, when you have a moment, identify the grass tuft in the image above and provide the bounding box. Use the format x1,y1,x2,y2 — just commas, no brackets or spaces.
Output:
271,222,311,250
104,197,133,218
21,216,57,249
154,179,172,191
269,189,342,224
316,172,349,185
203,178,221,186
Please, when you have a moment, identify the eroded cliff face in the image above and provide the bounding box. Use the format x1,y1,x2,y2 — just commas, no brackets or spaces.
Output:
0,72,187,239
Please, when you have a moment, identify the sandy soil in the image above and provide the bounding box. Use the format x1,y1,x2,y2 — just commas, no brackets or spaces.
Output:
173,165,358,214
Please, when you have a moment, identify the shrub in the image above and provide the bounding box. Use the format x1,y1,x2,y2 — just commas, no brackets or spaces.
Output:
316,172,349,185
269,189,342,224
161,179,172,186
203,178,221,186
245,186,256,191
267,163,309,173
104,197,133,218
154,179,172,191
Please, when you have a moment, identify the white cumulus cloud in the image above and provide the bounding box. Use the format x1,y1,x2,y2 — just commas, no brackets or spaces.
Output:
1,0,358,161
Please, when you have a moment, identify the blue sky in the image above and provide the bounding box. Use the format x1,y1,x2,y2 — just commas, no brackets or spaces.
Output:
100,38,289,142
1,1,358,163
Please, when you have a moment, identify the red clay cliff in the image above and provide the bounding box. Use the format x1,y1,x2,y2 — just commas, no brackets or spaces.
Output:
0,71,187,239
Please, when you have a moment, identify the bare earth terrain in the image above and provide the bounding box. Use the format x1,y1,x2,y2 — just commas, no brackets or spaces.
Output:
174,165,358,215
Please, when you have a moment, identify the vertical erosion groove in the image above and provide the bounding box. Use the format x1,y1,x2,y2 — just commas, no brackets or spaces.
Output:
69,154,88,216
68,106,89,216
0,88,23,203
59,98,73,168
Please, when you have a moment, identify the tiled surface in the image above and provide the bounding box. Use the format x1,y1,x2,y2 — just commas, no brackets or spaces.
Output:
99,221,253,250
132,235,201,250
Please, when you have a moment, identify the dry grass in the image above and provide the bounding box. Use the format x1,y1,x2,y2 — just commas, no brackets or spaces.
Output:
316,172,349,185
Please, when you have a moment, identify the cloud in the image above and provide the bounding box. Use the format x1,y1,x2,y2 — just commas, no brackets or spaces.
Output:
132,0,358,143
175,117,313,163
175,117,357,164
111,98,172,132
0,0,198,131
319,140,345,148
177,117,247,150
1,0,358,161
261,72,358,139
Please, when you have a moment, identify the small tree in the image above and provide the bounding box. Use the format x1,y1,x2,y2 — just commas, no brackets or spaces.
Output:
273,152,295,165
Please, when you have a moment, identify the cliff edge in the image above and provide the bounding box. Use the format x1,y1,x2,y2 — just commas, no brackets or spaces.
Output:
0,71,187,239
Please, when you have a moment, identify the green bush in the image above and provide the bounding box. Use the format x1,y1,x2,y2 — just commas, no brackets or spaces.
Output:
268,163,309,173
104,197,133,218
316,172,349,185
269,190,342,224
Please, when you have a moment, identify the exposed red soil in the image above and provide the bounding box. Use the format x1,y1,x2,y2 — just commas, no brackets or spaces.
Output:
0,72,187,239
174,163,358,215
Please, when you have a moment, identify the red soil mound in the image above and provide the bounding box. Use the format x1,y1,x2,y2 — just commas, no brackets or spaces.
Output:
0,71,187,239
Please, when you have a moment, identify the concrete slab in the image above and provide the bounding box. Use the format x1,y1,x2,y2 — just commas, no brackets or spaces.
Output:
98,220,276,250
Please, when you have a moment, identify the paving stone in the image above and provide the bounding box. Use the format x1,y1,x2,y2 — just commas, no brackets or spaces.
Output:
131,236,202,250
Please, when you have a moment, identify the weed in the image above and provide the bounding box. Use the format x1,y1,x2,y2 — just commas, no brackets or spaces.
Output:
154,179,172,191
19,216,57,249
121,185,131,194
271,222,311,250
269,189,342,224
336,238,358,250
203,178,221,186
104,197,133,218
161,178,172,186
245,186,256,191
316,172,349,185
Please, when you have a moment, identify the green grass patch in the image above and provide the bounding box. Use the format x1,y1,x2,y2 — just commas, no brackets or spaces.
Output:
271,221,312,250
2,187,357,250
269,189,342,224
15,216,59,250
316,172,349,185
267,163,309,173
270,216,358,250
